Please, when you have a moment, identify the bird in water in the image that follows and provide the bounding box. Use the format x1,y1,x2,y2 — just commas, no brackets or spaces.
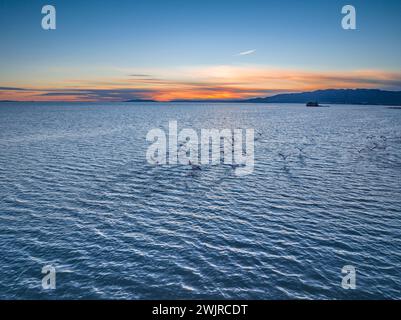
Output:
188,160,202,170
278,152,290,161
253,131,263,142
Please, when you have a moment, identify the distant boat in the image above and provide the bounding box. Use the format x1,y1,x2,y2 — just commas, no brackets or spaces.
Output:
306,101,330,107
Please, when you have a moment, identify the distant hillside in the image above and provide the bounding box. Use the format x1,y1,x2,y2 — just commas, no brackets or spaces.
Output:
243,89,401,106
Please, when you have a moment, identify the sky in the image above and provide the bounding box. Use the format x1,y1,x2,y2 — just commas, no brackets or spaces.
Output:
0,0,401,101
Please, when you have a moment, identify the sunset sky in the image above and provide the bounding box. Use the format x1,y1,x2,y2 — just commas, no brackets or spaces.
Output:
1,0,401,101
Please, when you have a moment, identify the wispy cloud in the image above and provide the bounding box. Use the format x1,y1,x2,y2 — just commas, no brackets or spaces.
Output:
237,49,256,56
128,74,152,78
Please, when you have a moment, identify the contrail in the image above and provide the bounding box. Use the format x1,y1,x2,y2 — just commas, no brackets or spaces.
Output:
237,49,256,56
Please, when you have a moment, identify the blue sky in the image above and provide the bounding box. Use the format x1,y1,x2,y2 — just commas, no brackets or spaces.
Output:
1,0,400,101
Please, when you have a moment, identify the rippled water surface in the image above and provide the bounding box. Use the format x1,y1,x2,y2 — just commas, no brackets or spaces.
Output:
1,102,401,299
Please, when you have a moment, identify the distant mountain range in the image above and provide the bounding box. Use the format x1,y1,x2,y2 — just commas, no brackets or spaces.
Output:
242,89,401,105
125,89,401,105
125,99,158,103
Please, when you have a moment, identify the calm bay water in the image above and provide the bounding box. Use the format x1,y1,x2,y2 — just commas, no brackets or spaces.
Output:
0,102,400,299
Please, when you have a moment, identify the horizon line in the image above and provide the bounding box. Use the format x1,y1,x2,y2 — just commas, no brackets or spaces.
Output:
1,88,401,103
